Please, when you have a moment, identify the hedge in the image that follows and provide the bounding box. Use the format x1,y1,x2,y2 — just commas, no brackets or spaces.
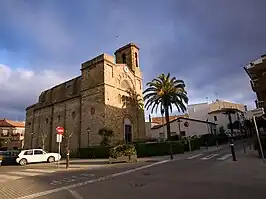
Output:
78,146,109,158
78,141,185,158
128,141,184,157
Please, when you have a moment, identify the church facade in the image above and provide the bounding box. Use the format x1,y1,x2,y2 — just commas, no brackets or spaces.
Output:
24,43,146,152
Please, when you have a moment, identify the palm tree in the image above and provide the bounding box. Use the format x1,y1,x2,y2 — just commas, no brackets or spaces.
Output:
143,73,188,140
123,88,144,139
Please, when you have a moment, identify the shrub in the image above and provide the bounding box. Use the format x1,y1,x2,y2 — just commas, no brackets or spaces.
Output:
180,137,201,151
109,144,137,159
135,141,184,157
78,146,109,158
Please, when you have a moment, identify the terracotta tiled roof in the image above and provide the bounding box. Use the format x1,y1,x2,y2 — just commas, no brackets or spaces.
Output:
0,119,25,128
151,114,188,125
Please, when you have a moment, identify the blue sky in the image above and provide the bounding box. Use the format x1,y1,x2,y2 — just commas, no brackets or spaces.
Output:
0,0,265,120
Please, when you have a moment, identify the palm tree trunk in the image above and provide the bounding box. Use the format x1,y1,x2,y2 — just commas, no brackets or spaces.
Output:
164,105,173,160
136,107,140,140
164,105,171,139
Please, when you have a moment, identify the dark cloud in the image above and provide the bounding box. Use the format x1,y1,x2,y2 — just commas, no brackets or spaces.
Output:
0,0,265,120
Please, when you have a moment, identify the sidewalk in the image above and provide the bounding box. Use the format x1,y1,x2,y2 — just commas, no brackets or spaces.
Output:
58,145,224,168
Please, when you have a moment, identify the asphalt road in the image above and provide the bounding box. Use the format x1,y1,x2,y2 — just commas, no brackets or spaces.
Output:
1,142,263,199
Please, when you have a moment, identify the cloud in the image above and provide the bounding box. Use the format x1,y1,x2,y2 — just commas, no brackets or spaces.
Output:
0,0,265,120
0,64,71,120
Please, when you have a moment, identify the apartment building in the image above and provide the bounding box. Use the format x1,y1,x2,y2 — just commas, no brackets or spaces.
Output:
244,54,266,110
0,119,25,150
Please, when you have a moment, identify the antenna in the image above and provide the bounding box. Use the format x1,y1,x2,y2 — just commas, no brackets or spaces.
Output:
215,92,219,101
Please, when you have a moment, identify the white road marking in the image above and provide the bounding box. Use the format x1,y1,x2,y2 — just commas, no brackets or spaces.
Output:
186,154,204,160
201,154,219,160
80,173,95,177
217,154,232,161
16,160,170,199
8,171,43,177
68,189,83,199
24,169,56,173
0,174,22,180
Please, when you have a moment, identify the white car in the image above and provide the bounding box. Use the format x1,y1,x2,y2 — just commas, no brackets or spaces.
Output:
16,149,61,166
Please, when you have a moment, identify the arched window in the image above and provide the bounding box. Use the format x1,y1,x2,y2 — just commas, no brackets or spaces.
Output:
121,80,131,90
122,53,126,64
135,52,138,67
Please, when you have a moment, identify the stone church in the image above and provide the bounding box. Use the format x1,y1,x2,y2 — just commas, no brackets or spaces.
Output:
24,43,146,152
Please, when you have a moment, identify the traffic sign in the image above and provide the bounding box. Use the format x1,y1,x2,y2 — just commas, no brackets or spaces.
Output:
184,122,189,127
56,126,64,134
251,108,265,117
56,134,62,143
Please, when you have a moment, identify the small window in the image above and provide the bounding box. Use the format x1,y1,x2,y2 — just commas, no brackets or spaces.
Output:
135,52,138,67
2,129,9,136
28,122,31,126
24,150,33,155
72,111,76,119
214,116,217,121
46,118,49,124
34,150,44,155
180,131,186,137
12,129,18,135
58,115,61,121
122,53,126,64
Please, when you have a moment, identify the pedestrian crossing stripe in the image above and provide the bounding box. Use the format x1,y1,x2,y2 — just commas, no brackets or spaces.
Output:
201,154,219,160
217,154,232,160
0,174,22,180
186,154,204,160
8,171,43,176
24,169,56,173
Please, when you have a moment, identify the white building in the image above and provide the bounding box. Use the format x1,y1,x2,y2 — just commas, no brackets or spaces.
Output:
188,100,246,134
147,117,216,140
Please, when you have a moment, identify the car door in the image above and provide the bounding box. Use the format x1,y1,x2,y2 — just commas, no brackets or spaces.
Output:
33,149,47,163
23,150,34,163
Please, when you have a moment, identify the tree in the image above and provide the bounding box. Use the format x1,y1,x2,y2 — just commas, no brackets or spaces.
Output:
63,130,74,152
63,130,74,169
143,73,188,139
98,128,114,147
123,88,144,139
40,131,48,150
219,126,226,134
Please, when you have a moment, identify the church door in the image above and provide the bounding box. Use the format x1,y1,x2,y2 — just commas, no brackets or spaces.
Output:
124,118,132,143
125,125,132,143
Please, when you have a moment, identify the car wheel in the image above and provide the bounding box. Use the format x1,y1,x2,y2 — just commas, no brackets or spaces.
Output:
48,156,55,163
19,158,27,166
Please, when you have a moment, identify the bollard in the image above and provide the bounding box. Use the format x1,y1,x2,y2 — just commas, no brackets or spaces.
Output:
169,143,173,160
230,141,237,161
66,150,70,169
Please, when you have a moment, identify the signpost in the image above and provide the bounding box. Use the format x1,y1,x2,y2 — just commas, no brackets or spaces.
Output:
251,108,265,163
56,126,64,167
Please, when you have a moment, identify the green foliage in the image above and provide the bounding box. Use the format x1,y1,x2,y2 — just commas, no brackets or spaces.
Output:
78,146,109,158
135,141,184,157
98,128,114,147
143,73,188,139
109,144,137,159
219,126,225,134
180,137,201,151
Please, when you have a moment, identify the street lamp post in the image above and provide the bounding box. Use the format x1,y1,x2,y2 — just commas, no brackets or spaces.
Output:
86,127,91,147
223,108,237,161
30,132,34,148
